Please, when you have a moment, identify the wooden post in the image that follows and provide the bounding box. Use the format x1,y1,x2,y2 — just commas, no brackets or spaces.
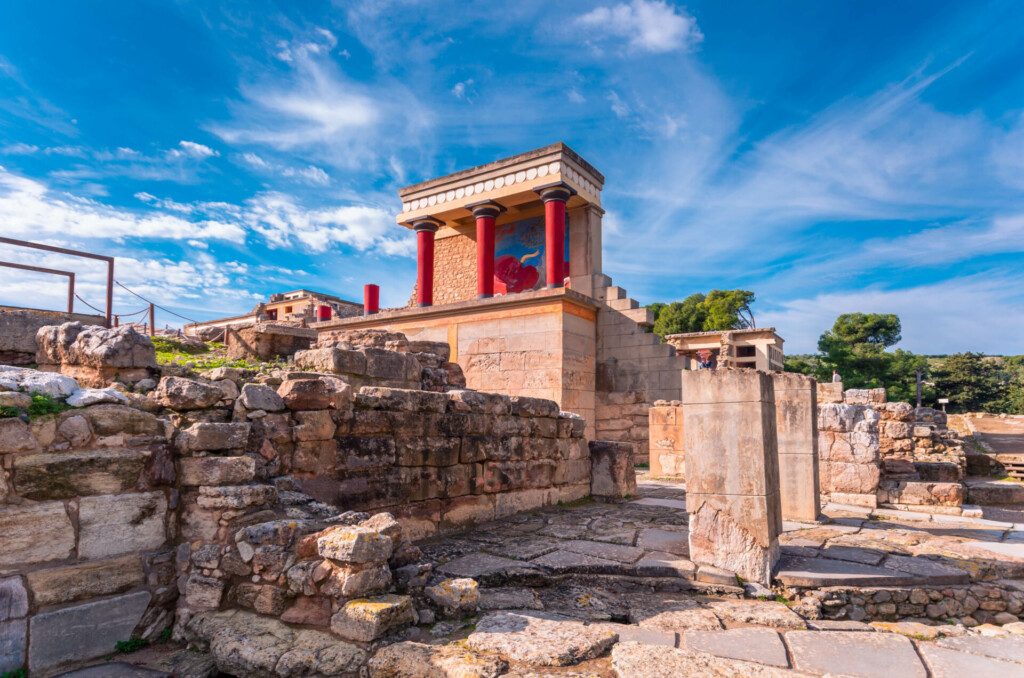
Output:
149,303,155,337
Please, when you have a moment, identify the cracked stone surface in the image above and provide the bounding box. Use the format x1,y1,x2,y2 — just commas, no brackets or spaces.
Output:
465,611,618,666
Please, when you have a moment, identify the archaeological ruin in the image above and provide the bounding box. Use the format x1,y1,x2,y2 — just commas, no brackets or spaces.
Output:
3,144,1024,677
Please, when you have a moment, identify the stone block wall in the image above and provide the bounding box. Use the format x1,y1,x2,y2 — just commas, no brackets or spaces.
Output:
409,230,477,307
36,322,158,388
0,308,107,366
0,404,176,675
648,400,684,477
226,323,316,361
595,391,650,465
816,385,966,512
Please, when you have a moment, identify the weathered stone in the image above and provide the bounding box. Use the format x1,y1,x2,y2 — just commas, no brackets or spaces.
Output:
0,619,27,675
467,611,617,666
78,491,167,559
706,599,806,629
84,404,162,436
179,422,251,451
937,635,1024,663
638,528,689,556
683,628,789,667
238,383,285,412
425,578,479,615
631,598,722,632
590,440,637,500
281,596,332,627
786,630,926,677
368,641,507,678
772,372,821,523
919,643,1024,678
28,590,151,674
0,577,28,622
320,562,392,599
37,323,156,369
636,551,697,579
0,417,37,452
294,409,336,441
317,525,394,564
185,574,225,612
0,391,31,409
26,555,144,607
57,414,92,446
611,641,798,678
330,595,416,642
154,376,223,410
66,387,130,407
12,448,149,500
0,501,75,566
478,587,544,611
195,484,276,509
179,456,255,486
278,378,335,410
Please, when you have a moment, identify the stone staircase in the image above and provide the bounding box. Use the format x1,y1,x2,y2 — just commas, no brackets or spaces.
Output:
598,282,657,328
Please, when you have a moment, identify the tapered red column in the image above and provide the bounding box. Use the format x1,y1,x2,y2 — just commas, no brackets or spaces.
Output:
468,201,505,298
536,183,576,288
412,218,441,307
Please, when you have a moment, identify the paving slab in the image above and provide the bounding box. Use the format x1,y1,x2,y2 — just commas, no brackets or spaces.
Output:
466,611,617,666
966,542,1024,560
635,551,696,579
478,587,543,611
630,599,722,632
631,497,687,510
776,555,939,587
602,623,677,647
437,552,539,579
54,662,170,677
785,630,926,678
919,643,1024,677
637,528,689,556
706,599,806,630
819,545,886,565
481,536,560,561
880,554,971,584
611,641,799,678
937,635,1024,663
530,549,626,574
806,619,874,631
561,539,645,563
683,627,789,667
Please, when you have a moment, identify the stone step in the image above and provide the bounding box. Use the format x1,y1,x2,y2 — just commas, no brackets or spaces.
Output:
623,307,656,327
607,297,640,311
605,286,629,301
966,478,1024,505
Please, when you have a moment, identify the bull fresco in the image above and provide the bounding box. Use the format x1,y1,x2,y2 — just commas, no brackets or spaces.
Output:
493,215,570,293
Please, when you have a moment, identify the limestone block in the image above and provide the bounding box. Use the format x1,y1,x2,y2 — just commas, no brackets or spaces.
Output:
0,577,28,622
1,619,27,674
330,595,416,642
771,372,820,522
238,383,285,412
154,376,223,410
196,484,276,510
320,562,392,599
589,440,636,499
0,418,37,452
12,448,150,500
27,590,151,674
278,378,335,410
816,382,844,404
820,460,881,495
395,436,460,467
179,422,251,451
358,387,448,413
178,456,255,486
426,578,480,616
78,491,167,559
509,396,561,418
294,410,336,441
446,389,511,415
36,322,156,369
26,554,144,606
363,348,422,382
83,404,163,436
185,574,224,612
317,525,394,564
844,388,887,405
0,501,75,566
57,414,92,446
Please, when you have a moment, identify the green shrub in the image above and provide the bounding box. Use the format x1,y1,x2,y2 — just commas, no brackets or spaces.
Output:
114,637,149,654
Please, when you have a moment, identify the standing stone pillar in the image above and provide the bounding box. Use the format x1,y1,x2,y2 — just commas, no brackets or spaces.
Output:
682,369,782,585
771,372,820,523
648,400,685,477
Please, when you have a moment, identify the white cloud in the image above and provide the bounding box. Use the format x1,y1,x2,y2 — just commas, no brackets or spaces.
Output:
451,79,474,100
0,166,245,243
759,273,1024,355
241,152,270,169
576,0,703,54
170,140,219,159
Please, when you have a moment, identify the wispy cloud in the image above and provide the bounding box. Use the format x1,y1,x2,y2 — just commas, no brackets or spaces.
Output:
169,140,219,159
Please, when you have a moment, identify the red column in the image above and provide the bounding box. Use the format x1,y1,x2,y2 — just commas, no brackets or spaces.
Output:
536,184,575,288
413,219,441,307
317,304,332,321
470,202,504,298
364,284,380,315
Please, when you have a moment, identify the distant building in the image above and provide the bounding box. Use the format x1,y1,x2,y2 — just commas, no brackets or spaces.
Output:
184,289,361,338
664,328,785,372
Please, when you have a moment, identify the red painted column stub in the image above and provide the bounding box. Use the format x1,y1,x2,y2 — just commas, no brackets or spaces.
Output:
468,201,505,299
411,217,442,307
363,283,380,315
535,183,576,288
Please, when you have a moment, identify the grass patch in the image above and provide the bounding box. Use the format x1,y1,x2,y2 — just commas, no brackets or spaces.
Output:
114,637,149,654
2,668,27,678
153,337,279,371
557,496,595,508
0,393,70,420
634,462,650,470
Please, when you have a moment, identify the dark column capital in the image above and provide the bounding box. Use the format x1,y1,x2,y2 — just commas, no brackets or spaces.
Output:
409,217,443,233
466,200,506,219
535,182,577,203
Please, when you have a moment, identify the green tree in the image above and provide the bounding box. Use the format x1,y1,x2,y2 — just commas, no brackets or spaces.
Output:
649,289,756,337
817,313,903,388
931,353,1009,413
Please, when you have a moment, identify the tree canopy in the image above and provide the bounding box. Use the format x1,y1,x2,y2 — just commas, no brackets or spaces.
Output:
650,290,756,337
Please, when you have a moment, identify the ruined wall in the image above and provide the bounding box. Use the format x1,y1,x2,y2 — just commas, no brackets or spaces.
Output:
226,323,316,361
648,400,684,477
0,308,107,366
596,391,650,465
0,404,177,675
816,385,966,512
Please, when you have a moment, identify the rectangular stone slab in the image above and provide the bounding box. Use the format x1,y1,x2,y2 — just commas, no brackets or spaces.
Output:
785,630,926,678
0,502,75,566
78,492,168,559
28,590,152,673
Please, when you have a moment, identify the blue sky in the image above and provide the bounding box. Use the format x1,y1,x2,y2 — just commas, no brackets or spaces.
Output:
1,0,1022,353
